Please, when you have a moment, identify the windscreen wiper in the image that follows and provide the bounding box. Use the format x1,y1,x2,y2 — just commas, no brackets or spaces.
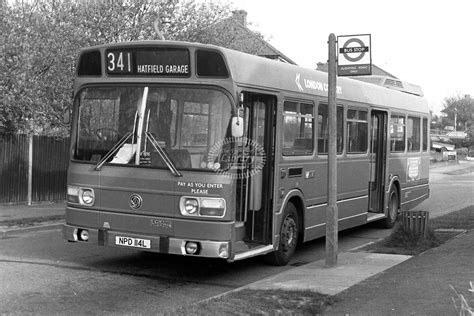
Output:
95,132,132,171
145,132,182,177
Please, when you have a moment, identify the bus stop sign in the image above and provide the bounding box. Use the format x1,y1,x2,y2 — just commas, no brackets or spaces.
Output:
337,34,372,76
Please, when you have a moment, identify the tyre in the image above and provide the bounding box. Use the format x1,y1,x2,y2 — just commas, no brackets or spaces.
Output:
264,202,299,266
382,187,399,229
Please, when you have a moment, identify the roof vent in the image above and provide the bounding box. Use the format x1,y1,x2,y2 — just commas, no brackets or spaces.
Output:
384,78,404,89
351,75,424,97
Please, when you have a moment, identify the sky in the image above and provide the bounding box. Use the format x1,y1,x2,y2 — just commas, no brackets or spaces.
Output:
224,0,473,114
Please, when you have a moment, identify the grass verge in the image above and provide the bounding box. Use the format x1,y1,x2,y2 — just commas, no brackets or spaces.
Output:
0,215,65,227
429,206,474,230
363,224,447,255
173,289,336,315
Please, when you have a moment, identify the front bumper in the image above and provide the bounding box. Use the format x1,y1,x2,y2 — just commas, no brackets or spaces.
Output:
62,224,230,259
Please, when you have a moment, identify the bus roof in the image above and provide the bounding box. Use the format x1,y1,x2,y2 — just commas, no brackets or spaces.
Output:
79,40,430,114
221,47,430,114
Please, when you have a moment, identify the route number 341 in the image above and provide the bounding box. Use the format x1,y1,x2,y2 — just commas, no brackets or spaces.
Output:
107,51,132,73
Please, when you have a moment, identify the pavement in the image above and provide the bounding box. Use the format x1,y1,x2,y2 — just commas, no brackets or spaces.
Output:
0,201,65,238
323,230,474,315
0,159,473,315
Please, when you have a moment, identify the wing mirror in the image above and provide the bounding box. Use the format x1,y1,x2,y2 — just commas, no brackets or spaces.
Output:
231,92,245,138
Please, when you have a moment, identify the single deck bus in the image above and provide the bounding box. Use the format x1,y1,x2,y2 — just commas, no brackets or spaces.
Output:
63,41,430,265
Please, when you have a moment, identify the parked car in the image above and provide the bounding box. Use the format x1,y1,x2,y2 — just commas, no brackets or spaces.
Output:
430,135,455,152
445,131,467,140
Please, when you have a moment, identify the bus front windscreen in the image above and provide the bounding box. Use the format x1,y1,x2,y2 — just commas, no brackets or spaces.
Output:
74,86,233,171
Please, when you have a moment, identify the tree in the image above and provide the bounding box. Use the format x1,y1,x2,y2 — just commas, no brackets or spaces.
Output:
441,94,474,132
190,10,270,56
430,111,444,132
1,0,269,136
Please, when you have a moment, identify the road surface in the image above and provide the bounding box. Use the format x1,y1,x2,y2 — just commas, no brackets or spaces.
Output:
0,161,472,314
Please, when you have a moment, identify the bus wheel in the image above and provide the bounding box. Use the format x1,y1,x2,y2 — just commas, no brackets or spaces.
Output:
264,202,299,266
383,188,399,229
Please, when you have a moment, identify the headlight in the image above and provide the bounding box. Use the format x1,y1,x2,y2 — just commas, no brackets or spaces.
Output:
179,197,226,218
67,186,95,206
80,189,95,206
180,197,199,215
183,198,199,215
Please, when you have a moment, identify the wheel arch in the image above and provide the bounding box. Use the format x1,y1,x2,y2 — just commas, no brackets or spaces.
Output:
386,174,401,212
280,190,305,244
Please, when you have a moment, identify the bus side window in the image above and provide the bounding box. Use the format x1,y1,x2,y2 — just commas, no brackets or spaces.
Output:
346,108,368,154
407,116,421,152
318,104,343,154
422,117,428,151
282,101,314,156
390,114,405,152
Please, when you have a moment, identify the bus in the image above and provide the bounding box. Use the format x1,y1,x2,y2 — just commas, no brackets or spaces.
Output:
63,40,430,265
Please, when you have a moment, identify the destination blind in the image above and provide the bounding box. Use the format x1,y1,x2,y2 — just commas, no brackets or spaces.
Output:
105,47,190,77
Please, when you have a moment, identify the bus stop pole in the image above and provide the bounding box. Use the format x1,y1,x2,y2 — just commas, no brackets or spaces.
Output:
326,33,338,267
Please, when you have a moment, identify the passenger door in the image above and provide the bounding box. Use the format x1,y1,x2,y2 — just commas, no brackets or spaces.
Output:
236,92,276,244
369,110,388,212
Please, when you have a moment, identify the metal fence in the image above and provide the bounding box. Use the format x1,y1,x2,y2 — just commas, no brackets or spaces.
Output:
0,134,70,204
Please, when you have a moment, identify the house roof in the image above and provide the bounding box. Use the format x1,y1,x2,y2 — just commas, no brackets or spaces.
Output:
211,10,297,65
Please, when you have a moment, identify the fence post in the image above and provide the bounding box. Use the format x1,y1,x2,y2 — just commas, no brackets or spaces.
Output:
27,134,33,206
